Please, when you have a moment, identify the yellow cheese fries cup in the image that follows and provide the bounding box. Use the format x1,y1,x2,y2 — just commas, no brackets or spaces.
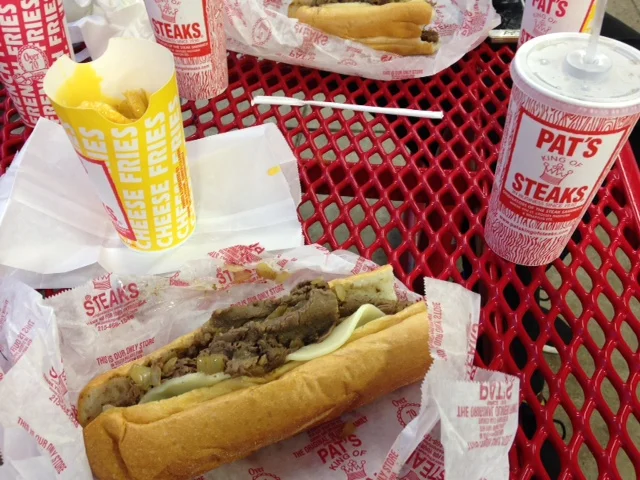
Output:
43,38,196,252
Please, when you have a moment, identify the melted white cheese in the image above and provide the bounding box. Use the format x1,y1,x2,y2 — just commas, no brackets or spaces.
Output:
140,372,229,404
139,304,386,403
286,304,385,362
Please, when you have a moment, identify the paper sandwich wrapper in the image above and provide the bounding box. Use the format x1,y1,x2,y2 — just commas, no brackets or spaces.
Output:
0,247,519,480
43,37,196,253
64,0,501,81
0,119,304,289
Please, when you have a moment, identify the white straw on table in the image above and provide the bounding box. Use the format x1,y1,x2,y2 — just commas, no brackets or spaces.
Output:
252,95,444,120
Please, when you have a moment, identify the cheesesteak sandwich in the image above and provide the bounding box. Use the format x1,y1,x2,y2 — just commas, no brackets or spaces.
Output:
288,0,440,56
79,266,432,480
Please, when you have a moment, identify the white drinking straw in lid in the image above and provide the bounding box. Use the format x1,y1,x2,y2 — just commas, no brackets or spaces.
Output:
565,0,612,79
584,0,608,64
252,95,444,120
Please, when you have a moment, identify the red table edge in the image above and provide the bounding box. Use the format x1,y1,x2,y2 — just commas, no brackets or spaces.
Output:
618,142,640,226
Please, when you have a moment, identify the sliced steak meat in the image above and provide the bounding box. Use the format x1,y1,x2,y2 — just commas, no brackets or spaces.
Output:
209,301,279,330
261,289,339,344
421,29,439,43
224,337,290,377
170,358,198,378
207,285,340,377
122,277,410,407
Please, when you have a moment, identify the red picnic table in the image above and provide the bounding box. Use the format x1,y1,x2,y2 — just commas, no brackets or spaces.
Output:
1,42,638,480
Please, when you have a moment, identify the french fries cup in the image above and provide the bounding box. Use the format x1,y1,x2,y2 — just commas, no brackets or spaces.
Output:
43,38,196,252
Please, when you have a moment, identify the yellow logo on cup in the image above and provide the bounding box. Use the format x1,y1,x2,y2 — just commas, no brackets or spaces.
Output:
44,38,196,252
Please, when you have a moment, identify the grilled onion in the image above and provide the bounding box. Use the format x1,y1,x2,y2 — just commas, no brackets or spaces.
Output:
197,354,226,375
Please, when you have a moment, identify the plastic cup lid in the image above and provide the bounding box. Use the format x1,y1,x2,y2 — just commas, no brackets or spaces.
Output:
515,33,640,111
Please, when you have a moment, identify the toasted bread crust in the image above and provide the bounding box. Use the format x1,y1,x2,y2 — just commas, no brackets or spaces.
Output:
84,303,430,479
288,0,438,56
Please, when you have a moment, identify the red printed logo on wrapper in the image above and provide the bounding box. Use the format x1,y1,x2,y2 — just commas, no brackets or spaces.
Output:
263,0,284,11
93,273,112,290
290,418,369,473
8,319,35,364
339,58,358,67
465,323,479,378
96,338,156,369
0,299,9,332
169,272,190,287
216,266,259,287
480,380,514,401
252,18,272,46
402,435,445,480
429,301,447,360
342,460,370,480
225,0,247,26
17,417,68,474
339,46,362,67
399,471,420,480
350,256,379,275
319,436,369,473
43,366,79,428
434,4,458,37
460,1,488,37
84,280,146,332
248,468,281,480
393,398,421,427
209,243,266,265
290,22,329,62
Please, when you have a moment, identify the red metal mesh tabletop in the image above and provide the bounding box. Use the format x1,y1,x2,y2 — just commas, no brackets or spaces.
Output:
1,44,639,480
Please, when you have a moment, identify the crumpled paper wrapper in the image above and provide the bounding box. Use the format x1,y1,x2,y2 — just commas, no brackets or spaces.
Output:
0,278,92,479
0,245,518,479
225,0,501,80
0,425,59,480
0,119,303,289
64,0,155,59
66,0,500,79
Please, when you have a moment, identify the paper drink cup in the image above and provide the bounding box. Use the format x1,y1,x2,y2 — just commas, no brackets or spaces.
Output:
485,33,640,265
43,37,197,253
518,0,597,48
143,0,228,100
